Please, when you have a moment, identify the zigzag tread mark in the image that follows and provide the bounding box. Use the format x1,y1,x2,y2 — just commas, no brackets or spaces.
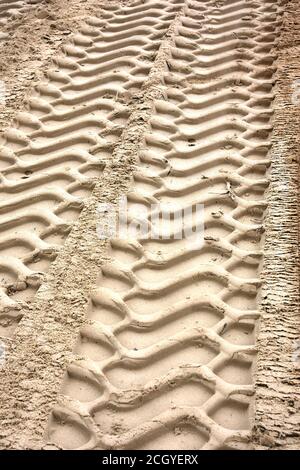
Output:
0,0,179,335
44,0,282,450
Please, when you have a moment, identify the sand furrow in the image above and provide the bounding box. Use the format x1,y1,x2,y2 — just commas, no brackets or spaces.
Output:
46,0,282,451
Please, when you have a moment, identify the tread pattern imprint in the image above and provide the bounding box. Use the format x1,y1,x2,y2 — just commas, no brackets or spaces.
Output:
46,0,282,450
0,0,281,451
0,0,184,335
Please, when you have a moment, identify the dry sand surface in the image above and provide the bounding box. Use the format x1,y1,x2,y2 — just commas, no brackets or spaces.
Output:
0,0,299,450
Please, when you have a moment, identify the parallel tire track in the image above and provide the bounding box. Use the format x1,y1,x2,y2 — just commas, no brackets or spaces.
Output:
46,0,282,450
0,0,184,335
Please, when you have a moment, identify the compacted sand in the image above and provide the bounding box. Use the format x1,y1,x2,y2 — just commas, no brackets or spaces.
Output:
0,0,299,451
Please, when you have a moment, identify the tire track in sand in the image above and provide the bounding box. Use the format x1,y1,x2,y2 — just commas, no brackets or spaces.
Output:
0,0,183,336
47,0,282,450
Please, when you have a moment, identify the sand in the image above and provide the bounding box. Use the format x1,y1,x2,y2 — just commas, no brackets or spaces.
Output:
0,0,298,451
